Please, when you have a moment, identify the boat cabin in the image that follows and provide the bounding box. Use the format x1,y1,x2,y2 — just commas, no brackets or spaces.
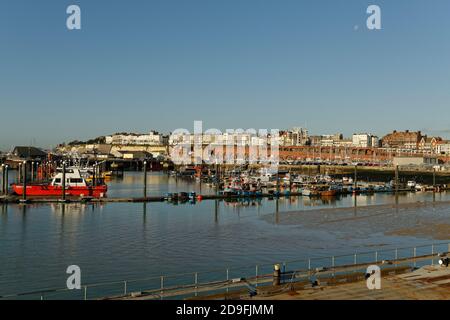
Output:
51,168,87,187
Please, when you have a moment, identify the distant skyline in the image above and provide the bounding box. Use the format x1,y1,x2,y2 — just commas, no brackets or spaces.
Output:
1,0,450,150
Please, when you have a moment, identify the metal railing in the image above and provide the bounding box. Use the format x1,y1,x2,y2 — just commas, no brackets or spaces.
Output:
1,242,449,300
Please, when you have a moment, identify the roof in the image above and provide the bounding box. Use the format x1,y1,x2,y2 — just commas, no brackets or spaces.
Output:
13,146,47,158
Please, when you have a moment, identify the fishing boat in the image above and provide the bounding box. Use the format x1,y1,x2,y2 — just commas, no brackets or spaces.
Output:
12,167,107,198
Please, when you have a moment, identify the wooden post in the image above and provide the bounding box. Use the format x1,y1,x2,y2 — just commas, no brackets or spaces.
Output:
353,165,357,189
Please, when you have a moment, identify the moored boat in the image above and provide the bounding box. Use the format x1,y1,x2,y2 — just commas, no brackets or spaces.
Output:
320,189,337,197
302,187,320,197
12,167,107,198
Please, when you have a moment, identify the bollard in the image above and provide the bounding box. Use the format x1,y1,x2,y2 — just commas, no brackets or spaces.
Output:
143,160,147,198
273,264,281,286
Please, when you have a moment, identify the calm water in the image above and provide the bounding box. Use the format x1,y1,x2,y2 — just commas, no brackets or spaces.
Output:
1,172,450,297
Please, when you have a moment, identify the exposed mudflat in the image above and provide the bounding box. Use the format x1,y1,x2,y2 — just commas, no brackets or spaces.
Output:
261,200,450,241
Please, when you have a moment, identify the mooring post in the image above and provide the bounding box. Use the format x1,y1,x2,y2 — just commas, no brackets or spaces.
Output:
31,161,34,182
98,162,102,182
18,163,22,183
276,176,280,194
22,161,27,201
4,165,8,195
353,165,357,190
93,164,97,187
395,165,399,193
433,168,436,192
62,161,66,201
143,160,147,198
1,164,5,195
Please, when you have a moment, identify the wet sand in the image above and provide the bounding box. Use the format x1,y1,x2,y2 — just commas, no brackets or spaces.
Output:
261,200,450,241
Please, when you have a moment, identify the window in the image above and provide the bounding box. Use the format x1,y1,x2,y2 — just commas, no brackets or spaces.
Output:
70,178,83,183
54,178,61,183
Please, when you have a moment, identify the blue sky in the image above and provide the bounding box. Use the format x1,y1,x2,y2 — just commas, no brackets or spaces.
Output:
1,0,450,150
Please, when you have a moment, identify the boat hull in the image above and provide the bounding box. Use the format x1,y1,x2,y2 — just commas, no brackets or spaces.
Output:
320,190,337,197
12,184,107,198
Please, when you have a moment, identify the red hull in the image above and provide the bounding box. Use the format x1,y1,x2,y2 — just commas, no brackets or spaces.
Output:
12,184,107,198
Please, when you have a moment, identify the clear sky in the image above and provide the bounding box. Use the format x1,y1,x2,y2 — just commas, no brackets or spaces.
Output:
1,0,450,150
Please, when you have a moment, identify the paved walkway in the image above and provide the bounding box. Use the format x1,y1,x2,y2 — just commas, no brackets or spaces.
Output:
257,265,450,300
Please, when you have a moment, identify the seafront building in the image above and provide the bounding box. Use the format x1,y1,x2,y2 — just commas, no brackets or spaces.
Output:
105,131,167,146
352,133,379,148
3,128,450,168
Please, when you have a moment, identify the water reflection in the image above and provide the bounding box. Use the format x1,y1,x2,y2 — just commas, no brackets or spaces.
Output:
1,173,450,297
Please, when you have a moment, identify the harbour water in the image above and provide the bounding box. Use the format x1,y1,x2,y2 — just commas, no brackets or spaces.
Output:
1,172,450,298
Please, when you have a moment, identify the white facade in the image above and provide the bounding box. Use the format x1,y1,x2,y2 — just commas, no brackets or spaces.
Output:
286,127,309,146
437,143,450,155
106,132,164,145
169,131,269,146
352,134,370,147
352,133,379,148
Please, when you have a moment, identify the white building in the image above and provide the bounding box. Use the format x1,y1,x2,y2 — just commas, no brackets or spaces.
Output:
106,131,165,145
436,143,450,155
352,133,379,148
279,128,308,146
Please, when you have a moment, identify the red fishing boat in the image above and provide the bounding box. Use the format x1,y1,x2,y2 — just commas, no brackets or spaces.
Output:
12,167,107,198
